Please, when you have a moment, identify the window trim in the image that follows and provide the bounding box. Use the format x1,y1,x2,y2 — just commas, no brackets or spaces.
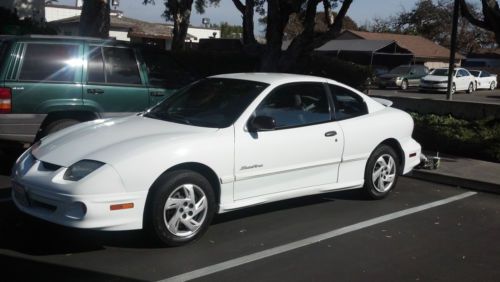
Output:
251,82,334,131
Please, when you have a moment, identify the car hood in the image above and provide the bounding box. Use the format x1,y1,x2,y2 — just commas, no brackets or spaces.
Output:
423,75,448,82
32,115,218,167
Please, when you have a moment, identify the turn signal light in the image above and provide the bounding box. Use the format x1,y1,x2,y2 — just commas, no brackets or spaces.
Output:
0,87,12,113
110,203,134,211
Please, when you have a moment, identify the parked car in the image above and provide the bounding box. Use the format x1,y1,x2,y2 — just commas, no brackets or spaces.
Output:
377,65,429,90
419,68,476,94
0,35,193,145
366,65,389,87
11,73,422,246
469,70,497,90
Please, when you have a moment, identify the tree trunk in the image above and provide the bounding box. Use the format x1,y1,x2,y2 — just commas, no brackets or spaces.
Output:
79,0,110,38
171,0,193,51
232,0,257,45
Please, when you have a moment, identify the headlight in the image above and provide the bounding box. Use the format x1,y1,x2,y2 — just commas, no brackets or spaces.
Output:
63,160,105,181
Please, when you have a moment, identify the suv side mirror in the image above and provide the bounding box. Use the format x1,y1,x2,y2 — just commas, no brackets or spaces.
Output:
247,116,276,132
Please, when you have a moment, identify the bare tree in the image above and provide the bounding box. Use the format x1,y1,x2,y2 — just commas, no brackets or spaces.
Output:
460,0,500,45
79,0,111,38
231,0,257,44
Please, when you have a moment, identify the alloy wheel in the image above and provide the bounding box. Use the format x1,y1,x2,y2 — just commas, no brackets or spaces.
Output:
372,154,396,193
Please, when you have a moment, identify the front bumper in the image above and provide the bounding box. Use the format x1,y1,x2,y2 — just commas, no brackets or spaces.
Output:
378,79,402,88
11,150,147,231
419,82,448,91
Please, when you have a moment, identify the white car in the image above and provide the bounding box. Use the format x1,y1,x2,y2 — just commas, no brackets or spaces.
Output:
420,68,476,94
469,70,497,90
11,73,421,246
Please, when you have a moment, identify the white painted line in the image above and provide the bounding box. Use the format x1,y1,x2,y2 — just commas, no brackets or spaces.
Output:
158,191,477,282
0,197,12,203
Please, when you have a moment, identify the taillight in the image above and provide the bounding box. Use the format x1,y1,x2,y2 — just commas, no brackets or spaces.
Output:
0,87,11,113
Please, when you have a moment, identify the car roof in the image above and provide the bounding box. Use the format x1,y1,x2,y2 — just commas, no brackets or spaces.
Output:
209,73,328,85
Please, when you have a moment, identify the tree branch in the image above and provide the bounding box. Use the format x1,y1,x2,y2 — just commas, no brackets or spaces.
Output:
232,0,245,13
459,0,491,30
330,0,353,36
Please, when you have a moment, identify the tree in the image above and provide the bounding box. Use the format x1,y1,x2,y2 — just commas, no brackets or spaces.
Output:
460,0,500,45
231,0,260,44
79,0,111,38
284,11,358,40
261,0,353,71
144,0,220,50
220,22,244,39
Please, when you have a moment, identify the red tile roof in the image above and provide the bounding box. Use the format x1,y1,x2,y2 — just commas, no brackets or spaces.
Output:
342,30,464,60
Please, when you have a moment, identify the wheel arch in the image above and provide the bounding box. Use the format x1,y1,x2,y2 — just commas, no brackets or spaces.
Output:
378,138,405,175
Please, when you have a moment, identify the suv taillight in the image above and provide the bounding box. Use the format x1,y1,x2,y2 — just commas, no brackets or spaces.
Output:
0,87,11,113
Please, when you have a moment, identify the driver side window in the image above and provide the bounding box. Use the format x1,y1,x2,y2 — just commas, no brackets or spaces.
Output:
254,83,331,129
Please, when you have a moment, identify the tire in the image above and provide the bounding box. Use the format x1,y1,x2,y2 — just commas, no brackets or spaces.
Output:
400,79,408,90
145,170,216,246
466,82,474,94
42,119,80,138
451,83,456,95
363,145,399,200
490,82,496,90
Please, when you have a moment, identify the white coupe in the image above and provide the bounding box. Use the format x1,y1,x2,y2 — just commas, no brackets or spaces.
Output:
469,70,497,90
11,73,421,246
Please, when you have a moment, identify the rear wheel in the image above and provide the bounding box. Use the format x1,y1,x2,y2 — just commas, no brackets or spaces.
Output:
467,82,474,94
363,145,399,199
146,170,215,246
451,83,456,94
490,81,496,90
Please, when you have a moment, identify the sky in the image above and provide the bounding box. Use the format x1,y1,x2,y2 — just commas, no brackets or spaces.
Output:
58,0,418,28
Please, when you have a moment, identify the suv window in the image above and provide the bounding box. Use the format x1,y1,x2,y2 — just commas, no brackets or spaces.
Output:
87,46,105,83
19,43,79,82
328,84,368,120
255,83,331,129
102,47,141,85
0,41,10,66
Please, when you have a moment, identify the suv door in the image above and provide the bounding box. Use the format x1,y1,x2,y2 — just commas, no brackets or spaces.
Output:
4,41,84,140
83,44,149,117
234,82,344,200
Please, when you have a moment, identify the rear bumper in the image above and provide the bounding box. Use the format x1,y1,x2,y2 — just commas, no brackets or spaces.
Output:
400,138,422,174
0,114,45,143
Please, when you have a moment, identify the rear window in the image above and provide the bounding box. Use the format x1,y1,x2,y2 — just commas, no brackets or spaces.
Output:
19,43,80,82
0,40,11,66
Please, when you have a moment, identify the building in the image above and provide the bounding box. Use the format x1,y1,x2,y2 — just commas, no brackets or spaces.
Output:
45,3,220,50
337,30,464,69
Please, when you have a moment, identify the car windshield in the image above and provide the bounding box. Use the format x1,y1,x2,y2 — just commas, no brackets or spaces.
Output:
431,69,456,76
144,78,268,128
469,70,480,77
389,66,411,74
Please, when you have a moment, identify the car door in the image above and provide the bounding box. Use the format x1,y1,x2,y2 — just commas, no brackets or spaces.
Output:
457,69,470,90
233,82,344,200
83,44,149,118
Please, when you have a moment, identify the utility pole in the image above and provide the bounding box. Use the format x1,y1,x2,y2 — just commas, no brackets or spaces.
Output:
446,0,460,100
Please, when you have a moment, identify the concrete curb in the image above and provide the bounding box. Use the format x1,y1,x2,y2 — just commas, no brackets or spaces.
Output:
409,170,500,195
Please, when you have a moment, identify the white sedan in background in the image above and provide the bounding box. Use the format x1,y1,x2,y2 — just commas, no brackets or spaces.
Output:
11,73,421,246
420,68,476,94
469,70,497,90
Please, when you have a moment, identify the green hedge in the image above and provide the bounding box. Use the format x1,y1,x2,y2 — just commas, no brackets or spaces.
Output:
411,112,500,162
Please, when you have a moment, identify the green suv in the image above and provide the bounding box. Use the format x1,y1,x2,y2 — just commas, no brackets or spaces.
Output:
0,35,189,144
377,65,429,90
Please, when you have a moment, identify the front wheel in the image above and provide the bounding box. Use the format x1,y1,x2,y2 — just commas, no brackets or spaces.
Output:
363,145,399,199
146,170,216,246
400,79,408,90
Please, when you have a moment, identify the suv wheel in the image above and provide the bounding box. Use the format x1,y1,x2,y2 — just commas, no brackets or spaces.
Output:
363,145,399,199
146,170,216,246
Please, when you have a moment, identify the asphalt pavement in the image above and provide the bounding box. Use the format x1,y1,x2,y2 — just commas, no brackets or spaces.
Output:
367,88,500,104
1,177,499,282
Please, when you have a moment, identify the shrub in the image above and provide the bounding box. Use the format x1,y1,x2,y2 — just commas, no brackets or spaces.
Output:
410,112,500,162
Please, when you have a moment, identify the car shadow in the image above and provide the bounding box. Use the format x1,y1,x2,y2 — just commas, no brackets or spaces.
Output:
487,95,500,99
0,188,366,255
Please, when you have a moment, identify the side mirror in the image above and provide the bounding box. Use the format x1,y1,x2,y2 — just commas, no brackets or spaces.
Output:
247,116,276,132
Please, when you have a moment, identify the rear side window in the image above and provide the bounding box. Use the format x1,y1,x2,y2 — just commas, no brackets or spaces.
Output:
480,71,491,77
19,43,80,82
328,84,368,120
458,69,470,77
255,83,331,129
102,47,141,85
87,46,105,83
0,41,10,66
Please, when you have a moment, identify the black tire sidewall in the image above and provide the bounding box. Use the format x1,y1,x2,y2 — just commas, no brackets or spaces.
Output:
147,170,216,246
363,145,399,199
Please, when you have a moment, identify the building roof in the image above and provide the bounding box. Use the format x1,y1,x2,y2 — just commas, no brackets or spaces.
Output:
50,15,191,40
341,30,464,60
316,39,396,52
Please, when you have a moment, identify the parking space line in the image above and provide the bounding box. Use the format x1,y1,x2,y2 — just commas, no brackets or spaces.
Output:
158,191,477,282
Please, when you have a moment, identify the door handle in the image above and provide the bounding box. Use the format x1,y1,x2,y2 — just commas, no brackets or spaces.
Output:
325,131,337,137
150,91,165,97
87,88,104,95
